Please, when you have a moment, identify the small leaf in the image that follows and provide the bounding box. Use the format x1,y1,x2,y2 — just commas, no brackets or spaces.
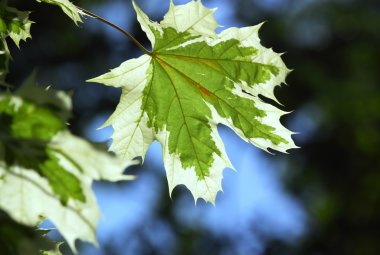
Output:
89,1,297,204
35,0,82,25
0,3,32,80
1,6,32,48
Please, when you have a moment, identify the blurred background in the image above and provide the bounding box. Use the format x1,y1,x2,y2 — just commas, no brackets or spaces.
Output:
5,0,380,254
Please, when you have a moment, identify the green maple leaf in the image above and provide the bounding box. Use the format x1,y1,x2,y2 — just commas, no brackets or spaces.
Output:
35,0,82,24
0,75,135,253
0,0,81,80
0,5,32,48
90,0,297,204
0,2,32,80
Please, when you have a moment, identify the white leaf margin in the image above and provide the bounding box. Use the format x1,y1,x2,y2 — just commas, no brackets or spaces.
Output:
0,130,136,253
89,1,297,204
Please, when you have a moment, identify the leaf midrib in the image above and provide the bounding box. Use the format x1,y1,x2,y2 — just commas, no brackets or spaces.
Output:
154,58,212,185
154,56,282,143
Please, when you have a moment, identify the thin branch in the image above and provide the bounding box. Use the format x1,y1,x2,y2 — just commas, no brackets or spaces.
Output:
77,6,151,55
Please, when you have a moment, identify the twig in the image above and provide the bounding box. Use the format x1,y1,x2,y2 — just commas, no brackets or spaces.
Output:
77,6,151,55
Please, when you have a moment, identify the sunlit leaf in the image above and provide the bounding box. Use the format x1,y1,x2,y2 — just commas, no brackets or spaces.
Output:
89,1,296,204
0,3,32,80
0,80,135,253
35,0,82,25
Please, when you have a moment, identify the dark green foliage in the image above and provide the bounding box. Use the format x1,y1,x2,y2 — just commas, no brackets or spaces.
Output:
0,210,55,255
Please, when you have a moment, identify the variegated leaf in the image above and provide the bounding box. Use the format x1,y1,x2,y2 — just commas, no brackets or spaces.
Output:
89,0,296,204
0,82,135,253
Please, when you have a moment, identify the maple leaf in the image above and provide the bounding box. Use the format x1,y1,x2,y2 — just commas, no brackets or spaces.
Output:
0,5,32,47
35,0,82,24
0,3,32,80
0,75,135,253
0,0,80,80
89,1,297,204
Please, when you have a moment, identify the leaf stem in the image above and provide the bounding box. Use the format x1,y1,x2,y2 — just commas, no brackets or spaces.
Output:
77,6,151,55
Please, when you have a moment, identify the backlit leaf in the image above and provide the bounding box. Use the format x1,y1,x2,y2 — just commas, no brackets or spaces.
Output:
89,1,297,204
35,0,82,25
0,80,135,253
0,3,32,80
